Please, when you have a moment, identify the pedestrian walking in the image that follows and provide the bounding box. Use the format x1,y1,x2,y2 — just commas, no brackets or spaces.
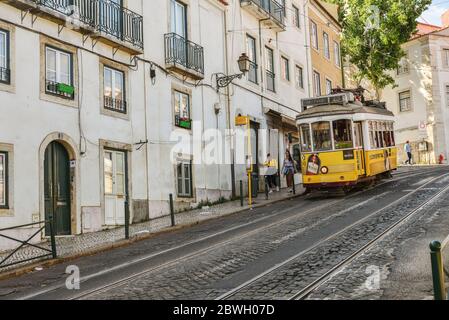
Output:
282,149,295,193
264,153,279,193
404,141,412,165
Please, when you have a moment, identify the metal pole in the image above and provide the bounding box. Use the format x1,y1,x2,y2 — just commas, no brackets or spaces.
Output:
430,241,446,300
240,180,243,207
169,193,175,227
124,200,130,240
49,218,57,259
248,171,252,206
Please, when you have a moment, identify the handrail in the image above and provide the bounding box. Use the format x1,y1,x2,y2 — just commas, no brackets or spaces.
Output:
0,219,57,269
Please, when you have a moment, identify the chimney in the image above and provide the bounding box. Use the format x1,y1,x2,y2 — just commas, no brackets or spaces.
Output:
442,9,449,27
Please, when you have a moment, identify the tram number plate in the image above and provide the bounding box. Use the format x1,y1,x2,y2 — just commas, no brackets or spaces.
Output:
343,150,354,160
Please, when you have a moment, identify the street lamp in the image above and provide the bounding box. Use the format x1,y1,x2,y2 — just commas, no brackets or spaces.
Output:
216,53,251,90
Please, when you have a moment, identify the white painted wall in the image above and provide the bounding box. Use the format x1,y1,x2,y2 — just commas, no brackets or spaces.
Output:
383,32,449,164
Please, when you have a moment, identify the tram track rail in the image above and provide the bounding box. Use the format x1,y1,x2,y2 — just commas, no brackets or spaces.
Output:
14,168,445,300
290,181,449,300
216,172,449,300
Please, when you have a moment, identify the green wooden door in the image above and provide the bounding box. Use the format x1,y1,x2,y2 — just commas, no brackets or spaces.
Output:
44,141,71,235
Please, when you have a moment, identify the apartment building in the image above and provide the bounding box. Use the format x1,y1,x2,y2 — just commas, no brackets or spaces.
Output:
0,0,328,249
308,0,342,97
228,0,310,189
0,0,149,249
383,17,449,164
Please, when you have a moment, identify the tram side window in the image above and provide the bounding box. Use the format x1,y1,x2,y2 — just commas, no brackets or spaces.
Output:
333,119,353,149
299,124,312,152
312,121,332,151
369,121,375,148
390,122,396,147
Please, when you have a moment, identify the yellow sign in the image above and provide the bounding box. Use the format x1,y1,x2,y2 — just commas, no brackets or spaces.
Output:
235,115,249,126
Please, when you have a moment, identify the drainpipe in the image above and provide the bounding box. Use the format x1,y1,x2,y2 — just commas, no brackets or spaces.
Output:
224,8,236,198
303,0,312,98
141,0,150,216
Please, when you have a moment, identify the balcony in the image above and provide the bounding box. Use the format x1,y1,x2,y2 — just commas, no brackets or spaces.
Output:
0,67,10,84
164,33,204,80
0,0,143,54
240,0,285,31
104,95,127,114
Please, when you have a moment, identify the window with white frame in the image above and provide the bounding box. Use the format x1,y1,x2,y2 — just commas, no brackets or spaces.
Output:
281,56,290,81
334,41,341,67
266,47,275,92
399,90,412,112
174,90,191,129
311,21,318,49
246,34,257,84
397,54,409,75
177,160,192,197
295,65,303,89
446,85,449,107
0,151,7,208
313,71,321,97
323,32,330,59
0,30,9,84
45,46,73,98
292,5,300,28
170,0,187,38
443,49,449,67
326,79,332,94
104,66,126,113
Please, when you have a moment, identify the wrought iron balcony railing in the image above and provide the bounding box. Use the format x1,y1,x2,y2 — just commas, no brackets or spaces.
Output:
165,33,204,78
241,0,285,26
0,67,10,84
27,0,143,50
96,0,143,49
247,61,258,84
266,70,275,92
104,96,127,114
37,0,97,26
46,79,75,99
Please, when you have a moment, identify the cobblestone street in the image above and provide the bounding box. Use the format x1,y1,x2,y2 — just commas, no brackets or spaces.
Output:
0,166,448,300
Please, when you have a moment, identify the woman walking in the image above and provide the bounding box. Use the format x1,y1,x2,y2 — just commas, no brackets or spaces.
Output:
282,149,295,193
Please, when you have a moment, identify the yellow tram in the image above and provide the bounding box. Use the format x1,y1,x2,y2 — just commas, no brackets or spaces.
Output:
296,90,397,192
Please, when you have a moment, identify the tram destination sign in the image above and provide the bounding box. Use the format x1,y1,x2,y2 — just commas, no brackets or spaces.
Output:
301,93,353,109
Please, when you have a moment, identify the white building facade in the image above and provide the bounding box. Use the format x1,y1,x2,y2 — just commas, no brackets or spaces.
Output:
226,0,311,190
0,0,313,250
383,25,449,164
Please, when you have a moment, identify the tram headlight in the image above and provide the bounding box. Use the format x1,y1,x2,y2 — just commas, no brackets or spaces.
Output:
320,166,328,174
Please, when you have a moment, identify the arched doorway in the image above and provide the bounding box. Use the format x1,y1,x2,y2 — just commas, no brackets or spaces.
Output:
44,141,71,235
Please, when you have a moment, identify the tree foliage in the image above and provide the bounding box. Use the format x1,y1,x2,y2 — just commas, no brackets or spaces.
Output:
327,0,431,97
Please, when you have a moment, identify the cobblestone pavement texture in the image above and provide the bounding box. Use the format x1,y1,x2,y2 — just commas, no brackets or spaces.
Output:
308,176,449,300
0,166,446,300
0,184,304,272
77,168,448,300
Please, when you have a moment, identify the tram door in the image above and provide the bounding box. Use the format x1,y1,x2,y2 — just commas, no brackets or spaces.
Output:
353,122,366,176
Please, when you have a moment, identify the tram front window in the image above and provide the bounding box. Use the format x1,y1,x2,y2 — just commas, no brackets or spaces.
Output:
299,124,312,152
312,121,332,151
333,119,354,149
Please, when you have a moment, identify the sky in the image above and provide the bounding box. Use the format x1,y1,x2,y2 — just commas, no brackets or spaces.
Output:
419,0,449,26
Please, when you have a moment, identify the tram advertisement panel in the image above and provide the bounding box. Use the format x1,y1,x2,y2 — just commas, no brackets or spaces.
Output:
306,154,321,175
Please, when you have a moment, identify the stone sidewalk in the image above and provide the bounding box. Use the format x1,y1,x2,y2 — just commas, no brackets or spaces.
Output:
0,184,304,276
